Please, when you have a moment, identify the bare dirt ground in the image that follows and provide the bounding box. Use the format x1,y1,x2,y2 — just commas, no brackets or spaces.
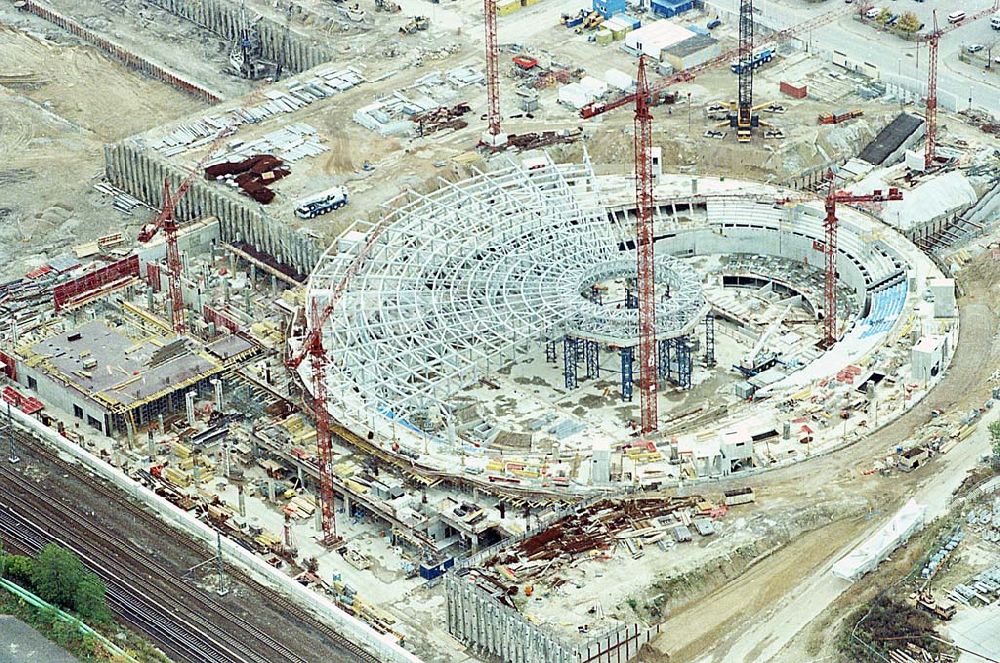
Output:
0,23,202,281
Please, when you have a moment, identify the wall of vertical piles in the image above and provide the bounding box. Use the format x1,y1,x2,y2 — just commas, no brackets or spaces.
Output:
104,142,323,277
18,0,221,103
146,0,331,74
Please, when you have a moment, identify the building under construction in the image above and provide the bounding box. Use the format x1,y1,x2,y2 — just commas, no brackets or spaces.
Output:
3,0,1000,661
9,319,224,437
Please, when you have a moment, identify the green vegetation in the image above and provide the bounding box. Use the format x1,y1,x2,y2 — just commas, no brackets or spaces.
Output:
875,8,892,24
0,541,170,662
989,419,1000,458
896,11,921,33
837,595,952,661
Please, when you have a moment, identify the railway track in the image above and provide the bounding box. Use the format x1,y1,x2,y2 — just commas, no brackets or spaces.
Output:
1,428,379,663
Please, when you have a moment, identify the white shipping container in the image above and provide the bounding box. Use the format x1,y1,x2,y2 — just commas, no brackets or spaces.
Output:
605,68,635,91
558,83,594,109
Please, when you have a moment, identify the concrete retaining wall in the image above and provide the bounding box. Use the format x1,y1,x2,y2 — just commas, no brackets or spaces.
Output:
18,0,222,103
146,0,331,74
7,406,423,663
104,142,322,277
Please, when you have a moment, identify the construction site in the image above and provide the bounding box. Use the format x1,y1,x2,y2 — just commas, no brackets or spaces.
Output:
1,0,1000,660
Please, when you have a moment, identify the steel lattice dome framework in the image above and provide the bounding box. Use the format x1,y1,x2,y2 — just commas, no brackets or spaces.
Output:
307,155,707,425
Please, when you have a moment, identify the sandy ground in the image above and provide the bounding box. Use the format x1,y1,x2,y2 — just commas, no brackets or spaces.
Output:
0,23,202,281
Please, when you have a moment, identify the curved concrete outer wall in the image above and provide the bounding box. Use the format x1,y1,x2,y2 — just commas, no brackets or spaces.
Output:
104,142,323,276
7,407,423,663
145,0,331,74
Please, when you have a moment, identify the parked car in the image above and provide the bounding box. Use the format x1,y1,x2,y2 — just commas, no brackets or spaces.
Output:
967,43,985,54
865,7,880,20
707,18,721,29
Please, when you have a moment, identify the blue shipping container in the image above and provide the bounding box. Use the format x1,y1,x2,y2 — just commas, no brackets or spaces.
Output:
593,0,626,19
651,0,692,18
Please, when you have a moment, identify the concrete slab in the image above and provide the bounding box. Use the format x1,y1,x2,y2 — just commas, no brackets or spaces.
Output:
949,601,1000,662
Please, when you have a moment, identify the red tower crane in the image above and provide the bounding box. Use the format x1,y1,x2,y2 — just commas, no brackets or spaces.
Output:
634,57,658,435
138,125,238,334
579,5,854,119
921,4,997,170
481,0,507,148
285,217,394,546
819,171,902,347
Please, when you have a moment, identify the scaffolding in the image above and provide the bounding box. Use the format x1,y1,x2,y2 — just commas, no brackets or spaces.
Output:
704,312,716,367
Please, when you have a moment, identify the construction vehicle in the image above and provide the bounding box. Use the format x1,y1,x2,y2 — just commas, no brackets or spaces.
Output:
730,47,774,74
374,0,401,11
561,9,589,28
399,15,430,34
907,590,957,620
575,11,603,33
736,304,790,376
818,109,863,124
294,186,349,219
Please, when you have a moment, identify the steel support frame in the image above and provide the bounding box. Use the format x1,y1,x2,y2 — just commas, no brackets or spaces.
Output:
584,340,600,379
620,346,634,402
563,337,578,390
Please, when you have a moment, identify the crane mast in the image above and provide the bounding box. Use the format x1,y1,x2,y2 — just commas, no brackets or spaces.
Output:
821,171,903,347
481,0,507,147
634,57,658,435
736,0,754,142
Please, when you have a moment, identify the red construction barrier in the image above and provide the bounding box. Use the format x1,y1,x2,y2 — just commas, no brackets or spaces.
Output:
53,255,140,311
2,386,43,415
0,350,15,380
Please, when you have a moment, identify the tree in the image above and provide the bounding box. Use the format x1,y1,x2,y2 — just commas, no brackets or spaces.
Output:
74,573,112,625
30,544,85,609
897,11,920,33
990,419,1000,457
876,8,892,24
2,554,36,588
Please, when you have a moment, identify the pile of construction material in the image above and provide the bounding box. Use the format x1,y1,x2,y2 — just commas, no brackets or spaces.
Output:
205,154,289,204
413,102,471,136
472,496,724,608
888,643,955,663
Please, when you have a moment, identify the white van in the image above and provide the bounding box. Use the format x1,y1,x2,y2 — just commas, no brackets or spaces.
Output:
947,10,966,24
865,7,879,19
991,12,1000,29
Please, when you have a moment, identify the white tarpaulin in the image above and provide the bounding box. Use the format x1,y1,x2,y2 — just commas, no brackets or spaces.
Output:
832,499,927,581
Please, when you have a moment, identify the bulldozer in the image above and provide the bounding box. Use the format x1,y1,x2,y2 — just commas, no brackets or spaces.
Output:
375,0,401,12
399,15,430,34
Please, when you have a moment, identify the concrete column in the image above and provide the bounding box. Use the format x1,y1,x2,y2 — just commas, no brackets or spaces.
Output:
237,482,246,516
185,390,197,426
212,378,224,410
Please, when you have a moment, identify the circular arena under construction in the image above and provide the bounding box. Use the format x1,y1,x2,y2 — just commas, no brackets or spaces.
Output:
302,153,956,494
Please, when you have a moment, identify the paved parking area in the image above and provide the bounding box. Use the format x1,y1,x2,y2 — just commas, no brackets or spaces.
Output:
948,602,1000,662
0,616,80,663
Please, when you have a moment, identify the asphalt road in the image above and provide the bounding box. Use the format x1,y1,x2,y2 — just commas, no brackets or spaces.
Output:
706,0,1000,114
